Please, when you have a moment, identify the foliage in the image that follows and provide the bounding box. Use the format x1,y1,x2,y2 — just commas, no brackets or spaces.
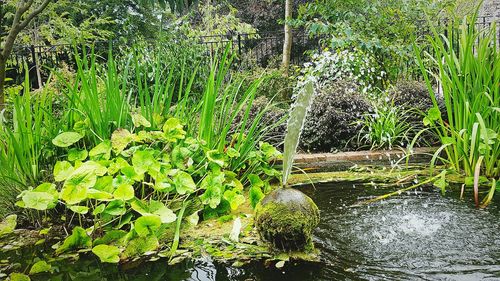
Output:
415,9,499,206
18,117,280,261
295,0,457,80
297,48,386,99
299,81,371,152
356,99,414,150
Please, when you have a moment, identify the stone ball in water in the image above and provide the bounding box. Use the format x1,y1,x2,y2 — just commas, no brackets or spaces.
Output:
255,188,320,251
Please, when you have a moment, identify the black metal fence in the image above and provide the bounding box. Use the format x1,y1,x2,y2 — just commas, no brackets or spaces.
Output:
6,15,498,87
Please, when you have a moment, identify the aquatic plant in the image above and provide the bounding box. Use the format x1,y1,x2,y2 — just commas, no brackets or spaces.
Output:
17,117,280,261
415,8,499,206
357,99,414,150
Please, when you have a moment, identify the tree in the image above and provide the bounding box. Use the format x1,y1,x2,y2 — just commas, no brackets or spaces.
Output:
281,0,292,75
0,0,52,109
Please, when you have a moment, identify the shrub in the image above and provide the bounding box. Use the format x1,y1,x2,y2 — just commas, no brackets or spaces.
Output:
356,101,413,150
299,81,371,152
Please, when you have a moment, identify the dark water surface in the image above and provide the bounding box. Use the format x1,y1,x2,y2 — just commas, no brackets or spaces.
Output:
7,182,500,280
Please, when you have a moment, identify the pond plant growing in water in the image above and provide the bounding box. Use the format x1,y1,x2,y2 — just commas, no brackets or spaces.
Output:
415,7,499,207
0,45,285,270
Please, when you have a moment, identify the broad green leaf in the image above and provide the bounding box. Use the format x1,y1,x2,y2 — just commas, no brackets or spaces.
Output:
104,200,126,216
29,260,51,275
93,230,127,246
93,176,114,193
132,113,151,128
173,171,196,195
87,189,113,201
162,118,186,142
200,174,225,209
427,107,441,121
93,204,105,215
130,199,150,215
207,150,226,167
226,147,240,158
121,166,144,182
61,172,94,205
92,244,121,263
248,174,264,188
223,190,245,210
68,148,88,162
9,273,30,281
52,132,83,147
89,141,112,160
135,215,162,237
111,129,136,153
132,149,160,175
69,205,89,214
113,184,135,201
54,161,74,182
0,214,17,237
171,146,192,169
259,142,281,159
108,158,131,175
149,201,177,224
22,191,57,211
55,226,92,255
249,185,264,209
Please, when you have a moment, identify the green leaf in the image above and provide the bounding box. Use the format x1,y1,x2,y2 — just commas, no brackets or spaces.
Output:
442,137,455,145
433,171,448,195
93,230,127,246
54,161,74,182
162,118,186,142
223,189,245,210
29,260,52,275
121,166,144,182
113,184,135,201
207,150,226,167
0,214,17,237
9,273,30,281
112,129,136,154
22,191,57,211
93,176,114,193
249,185,265,209
149,201,177,224
248,174,264,188
92,204,105,215
132,113,151,128
173,171,196,195
52,132,83,147
89,140,112,160
69,205,89,214
226,147,240,158
87,189,113,201
104,200,126,216
132,149,160,175
259,142,281,159
130,199,150,215
200,173,225,209
92,244,121,263
171,146,192,169
108,158,131,175
135,215,162,237
427,107,441,122
55,227,92,255
68,148,88,162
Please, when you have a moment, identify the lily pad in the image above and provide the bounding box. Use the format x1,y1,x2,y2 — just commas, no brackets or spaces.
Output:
52,132,83,147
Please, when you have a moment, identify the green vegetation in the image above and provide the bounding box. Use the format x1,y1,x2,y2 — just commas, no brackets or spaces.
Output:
415,9,499,207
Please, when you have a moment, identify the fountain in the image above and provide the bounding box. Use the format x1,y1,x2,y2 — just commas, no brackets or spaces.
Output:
254,80,321,252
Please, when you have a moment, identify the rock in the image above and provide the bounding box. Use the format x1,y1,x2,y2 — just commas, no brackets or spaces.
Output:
254,188,320,251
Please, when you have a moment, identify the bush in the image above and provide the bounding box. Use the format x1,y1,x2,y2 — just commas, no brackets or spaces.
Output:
299,80,371,152
232,96,287,148
389,80,433,120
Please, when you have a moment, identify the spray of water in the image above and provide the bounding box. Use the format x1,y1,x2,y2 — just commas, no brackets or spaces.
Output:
282,80,315,185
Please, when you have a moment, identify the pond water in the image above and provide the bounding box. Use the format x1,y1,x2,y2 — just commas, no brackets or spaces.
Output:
4,182,500,280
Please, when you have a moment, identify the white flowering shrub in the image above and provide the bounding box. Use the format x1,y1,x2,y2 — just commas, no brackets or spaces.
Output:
297,48,386,99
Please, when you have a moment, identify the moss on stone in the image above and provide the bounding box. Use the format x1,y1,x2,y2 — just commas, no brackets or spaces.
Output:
254,188,319,251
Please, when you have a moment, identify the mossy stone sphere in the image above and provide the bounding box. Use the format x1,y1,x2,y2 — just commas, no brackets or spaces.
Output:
255,188,320,251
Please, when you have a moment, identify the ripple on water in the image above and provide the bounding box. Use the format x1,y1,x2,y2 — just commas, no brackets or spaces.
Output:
305,183,500,281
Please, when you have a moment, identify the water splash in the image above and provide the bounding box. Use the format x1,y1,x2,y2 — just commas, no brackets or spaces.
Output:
282,80,315,185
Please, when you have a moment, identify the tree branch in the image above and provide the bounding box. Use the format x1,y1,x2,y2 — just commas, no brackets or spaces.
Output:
18,0,52,31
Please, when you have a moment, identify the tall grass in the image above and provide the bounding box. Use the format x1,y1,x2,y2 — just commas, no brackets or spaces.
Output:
415,9,499,206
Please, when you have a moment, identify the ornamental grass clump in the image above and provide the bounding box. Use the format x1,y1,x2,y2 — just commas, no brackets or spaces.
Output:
415,9,499,207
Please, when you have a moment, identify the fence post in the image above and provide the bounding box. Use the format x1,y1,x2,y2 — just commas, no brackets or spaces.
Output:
237,33,242,58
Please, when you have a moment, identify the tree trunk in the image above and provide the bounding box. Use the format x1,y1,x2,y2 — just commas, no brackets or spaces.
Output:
282,0,292,75
0,57,6,110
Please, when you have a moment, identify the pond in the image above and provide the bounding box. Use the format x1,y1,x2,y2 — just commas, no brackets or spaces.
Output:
4,182,500,280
